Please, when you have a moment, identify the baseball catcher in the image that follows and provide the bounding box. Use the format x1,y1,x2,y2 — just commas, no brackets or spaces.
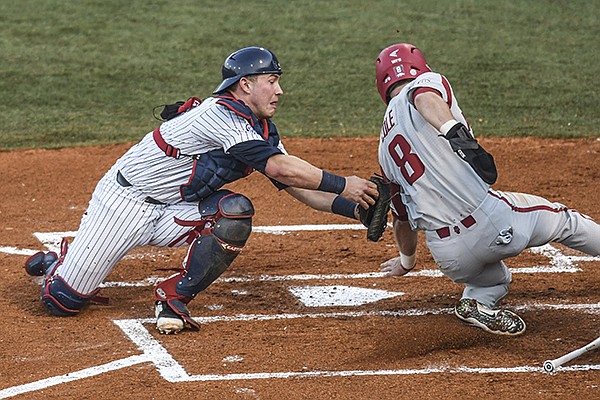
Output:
23,46,381,335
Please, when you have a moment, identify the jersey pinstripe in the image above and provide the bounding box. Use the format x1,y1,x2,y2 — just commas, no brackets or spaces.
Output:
54,97,287,294
117,97,287,205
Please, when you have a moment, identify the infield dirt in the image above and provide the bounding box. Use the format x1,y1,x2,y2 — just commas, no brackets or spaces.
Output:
1,137,599,399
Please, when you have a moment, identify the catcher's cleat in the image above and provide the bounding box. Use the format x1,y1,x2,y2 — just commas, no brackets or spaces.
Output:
155,301,185,334
24,251,58,276
454,298,526,336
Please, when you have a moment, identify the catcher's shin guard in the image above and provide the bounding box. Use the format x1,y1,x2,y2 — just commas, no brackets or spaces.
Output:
41,275,100,316
154,191,254,330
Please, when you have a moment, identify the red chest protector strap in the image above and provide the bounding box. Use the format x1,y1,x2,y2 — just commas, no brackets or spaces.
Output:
153,97,202,159
153,127,181,158
153,95,268,159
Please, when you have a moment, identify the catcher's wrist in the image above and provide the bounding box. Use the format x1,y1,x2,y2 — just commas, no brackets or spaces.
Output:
331,196,359,219
318,171,346,194
400,252,416,271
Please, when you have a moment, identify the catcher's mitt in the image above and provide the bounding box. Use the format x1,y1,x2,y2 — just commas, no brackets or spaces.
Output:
358,175,391,242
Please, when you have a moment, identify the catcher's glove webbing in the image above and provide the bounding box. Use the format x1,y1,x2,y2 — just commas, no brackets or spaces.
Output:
358,175,391,242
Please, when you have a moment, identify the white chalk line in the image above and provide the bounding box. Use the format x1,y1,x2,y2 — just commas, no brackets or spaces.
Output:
0,355,149,399
127,301,600,326
5,224,370,256
98,241,592,288
10,227,594,289
3,303,600,399
6,224,368,257
2,226,600,398
98,265,576,289
28,264,588,289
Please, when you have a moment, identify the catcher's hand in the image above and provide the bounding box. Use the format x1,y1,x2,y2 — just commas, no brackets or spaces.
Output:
358,175,391,242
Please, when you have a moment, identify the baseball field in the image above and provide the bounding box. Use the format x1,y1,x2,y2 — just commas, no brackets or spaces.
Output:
1,1,599,399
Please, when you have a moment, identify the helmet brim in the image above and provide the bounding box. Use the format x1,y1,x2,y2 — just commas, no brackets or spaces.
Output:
213,71,283,94
213,76,242,94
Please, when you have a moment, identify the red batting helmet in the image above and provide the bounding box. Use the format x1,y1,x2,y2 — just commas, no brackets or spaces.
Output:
375,43,431,104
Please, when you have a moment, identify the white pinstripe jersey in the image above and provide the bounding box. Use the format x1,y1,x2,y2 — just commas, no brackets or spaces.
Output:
378,72,489,231
116,97,287,204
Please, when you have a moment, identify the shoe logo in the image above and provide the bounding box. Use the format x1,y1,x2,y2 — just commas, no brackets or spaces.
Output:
476,303,497,317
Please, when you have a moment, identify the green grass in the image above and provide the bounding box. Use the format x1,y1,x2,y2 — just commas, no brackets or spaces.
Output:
0,0,598,149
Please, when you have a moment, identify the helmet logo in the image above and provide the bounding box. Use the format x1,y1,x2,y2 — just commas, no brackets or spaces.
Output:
394,65,405,78
389,49,399,57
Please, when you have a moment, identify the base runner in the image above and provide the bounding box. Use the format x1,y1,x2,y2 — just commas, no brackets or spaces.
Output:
374,43,600,335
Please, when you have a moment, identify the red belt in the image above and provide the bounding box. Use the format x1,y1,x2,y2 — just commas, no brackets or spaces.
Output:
435,215,476,238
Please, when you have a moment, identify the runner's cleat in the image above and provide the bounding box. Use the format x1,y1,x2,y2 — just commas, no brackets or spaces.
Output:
455,298,526,336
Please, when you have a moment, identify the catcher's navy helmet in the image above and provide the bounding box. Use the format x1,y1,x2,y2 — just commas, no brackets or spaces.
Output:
214,46,282,94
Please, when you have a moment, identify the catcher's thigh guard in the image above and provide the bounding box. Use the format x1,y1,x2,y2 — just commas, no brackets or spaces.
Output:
155,191,254,301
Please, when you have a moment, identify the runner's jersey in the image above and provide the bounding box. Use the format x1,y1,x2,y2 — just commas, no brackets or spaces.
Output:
116,97,287,204
378,72,489,231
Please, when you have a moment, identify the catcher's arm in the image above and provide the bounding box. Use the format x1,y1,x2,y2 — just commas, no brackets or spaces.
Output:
284,187,347,213
285,175,390,243
265,155,377,209
285,187,369,225
380,208,418,277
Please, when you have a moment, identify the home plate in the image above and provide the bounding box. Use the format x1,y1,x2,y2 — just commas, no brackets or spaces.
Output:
288,285,404,307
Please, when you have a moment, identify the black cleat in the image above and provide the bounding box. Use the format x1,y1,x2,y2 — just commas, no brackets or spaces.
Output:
455,298,526,336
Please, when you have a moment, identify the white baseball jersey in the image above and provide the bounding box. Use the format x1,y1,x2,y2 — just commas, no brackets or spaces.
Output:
377,72,600,308
378,72,488,231
54,98,287,294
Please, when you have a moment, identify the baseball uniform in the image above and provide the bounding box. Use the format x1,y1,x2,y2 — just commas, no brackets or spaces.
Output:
378,72,600,308
54,96,287,295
